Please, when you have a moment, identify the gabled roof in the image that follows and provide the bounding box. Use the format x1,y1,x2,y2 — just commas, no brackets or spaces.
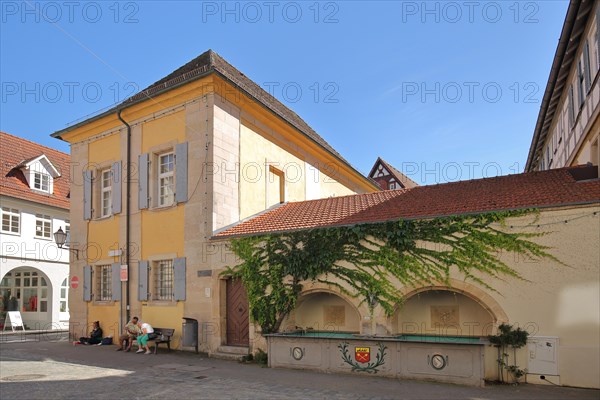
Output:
525,0,595,171
15,154,61,177
52,50,372,187
214,165,600,239
368,157,419,189
1,131,70,209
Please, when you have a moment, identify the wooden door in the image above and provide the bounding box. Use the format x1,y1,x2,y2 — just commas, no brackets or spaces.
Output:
226,278,249,346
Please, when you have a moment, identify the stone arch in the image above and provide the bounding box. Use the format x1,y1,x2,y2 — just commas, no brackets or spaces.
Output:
390,279,509,336
281,284,365,333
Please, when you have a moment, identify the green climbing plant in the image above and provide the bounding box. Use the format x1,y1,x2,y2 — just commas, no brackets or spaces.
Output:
223,209,560,334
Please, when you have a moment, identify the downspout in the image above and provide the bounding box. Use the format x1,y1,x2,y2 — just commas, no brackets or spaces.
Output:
117,109,131,327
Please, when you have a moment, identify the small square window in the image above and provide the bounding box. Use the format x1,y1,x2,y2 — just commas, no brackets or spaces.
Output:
1,207,20,234
35,214,52,239
33,172,50,192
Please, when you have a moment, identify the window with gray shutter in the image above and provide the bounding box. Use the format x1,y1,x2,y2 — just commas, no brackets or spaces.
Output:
83,265,92,301
83,170,93,220
138,260,149,301
175,142,188,203
112,162,122,214
173,257,186,301
111,262,121,301
584,42,592,93
139,153,149,209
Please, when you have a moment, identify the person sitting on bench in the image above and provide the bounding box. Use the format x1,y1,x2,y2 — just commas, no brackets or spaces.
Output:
116,316,140,352
136,321,154,354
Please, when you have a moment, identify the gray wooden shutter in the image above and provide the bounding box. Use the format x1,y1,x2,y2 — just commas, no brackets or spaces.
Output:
173,257,186,301
138,153,149,209
112,162,122,214
175,142,188,203
111,262,121,301
568,85,575,127
83,170,93,220
83,265,92,301
584,42,592,93
138,260,148,301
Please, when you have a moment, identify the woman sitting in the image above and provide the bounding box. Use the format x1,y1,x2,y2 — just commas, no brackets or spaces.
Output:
136,321,154,354
78,321,103,345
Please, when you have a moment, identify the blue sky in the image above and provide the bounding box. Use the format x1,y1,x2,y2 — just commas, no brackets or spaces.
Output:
1,1,567,184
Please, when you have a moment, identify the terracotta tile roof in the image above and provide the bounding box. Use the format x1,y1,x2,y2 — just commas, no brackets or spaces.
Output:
1,131,70,209
214,165,600,238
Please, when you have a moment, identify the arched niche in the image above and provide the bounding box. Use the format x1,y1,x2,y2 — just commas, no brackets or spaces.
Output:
393,284,507,337
281,290,362,333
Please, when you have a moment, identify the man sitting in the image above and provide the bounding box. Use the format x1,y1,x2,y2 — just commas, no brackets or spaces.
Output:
115,316,141,352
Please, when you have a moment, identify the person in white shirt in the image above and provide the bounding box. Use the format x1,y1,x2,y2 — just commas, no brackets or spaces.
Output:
136,321,154,354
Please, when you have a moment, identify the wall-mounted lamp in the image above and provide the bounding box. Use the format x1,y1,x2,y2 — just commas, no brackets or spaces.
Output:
54,227,79,260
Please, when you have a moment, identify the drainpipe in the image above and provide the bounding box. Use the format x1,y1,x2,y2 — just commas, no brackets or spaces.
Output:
117,109,131,327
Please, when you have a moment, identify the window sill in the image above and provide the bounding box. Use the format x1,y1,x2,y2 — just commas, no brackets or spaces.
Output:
34,236,52,241
144,300,177,307
93,300,116,306
94,215,114,221
1,230,21,237
148,204,177,212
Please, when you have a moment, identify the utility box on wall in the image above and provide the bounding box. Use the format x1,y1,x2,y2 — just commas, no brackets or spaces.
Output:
528,336,559,375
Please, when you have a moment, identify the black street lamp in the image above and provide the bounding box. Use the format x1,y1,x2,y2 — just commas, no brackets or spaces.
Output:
54,227,79,259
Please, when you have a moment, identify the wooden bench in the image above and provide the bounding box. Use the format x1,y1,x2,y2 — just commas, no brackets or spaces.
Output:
134,328,175,354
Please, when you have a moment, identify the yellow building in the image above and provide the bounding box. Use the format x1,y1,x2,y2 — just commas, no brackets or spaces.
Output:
51,50,377,354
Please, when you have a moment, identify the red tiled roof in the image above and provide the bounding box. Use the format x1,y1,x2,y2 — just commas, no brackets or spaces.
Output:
215,165,600,238
0,131,70,209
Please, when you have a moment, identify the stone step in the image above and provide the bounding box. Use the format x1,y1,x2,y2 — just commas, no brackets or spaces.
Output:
210,352,245,362
217,345,249,355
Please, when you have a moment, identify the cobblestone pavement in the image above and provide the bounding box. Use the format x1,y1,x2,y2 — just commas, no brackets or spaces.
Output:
0,334,598,400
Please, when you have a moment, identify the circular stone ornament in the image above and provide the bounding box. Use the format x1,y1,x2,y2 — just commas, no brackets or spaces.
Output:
431,354,446,370
292,347,304,360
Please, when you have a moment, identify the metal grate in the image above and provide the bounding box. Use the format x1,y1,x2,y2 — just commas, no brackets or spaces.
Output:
153,260,174,300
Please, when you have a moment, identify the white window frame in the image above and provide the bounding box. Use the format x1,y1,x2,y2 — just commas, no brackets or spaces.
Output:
63,220,70,248
158,152,175,207
35,214,52,239
1,207,20,235
153,259,174,301
33,172,50,192
100,169,113,217
96,265,112,301
59,277,69,314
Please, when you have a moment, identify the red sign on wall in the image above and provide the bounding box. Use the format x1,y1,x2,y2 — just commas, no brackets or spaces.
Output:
120,265,128,282
70,276,79,289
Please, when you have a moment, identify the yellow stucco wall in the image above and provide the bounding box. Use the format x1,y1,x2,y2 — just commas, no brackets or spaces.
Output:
140,302,184,349
141,207,184,259
141,110,186,152
87,303,120,339
239,123,357,219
